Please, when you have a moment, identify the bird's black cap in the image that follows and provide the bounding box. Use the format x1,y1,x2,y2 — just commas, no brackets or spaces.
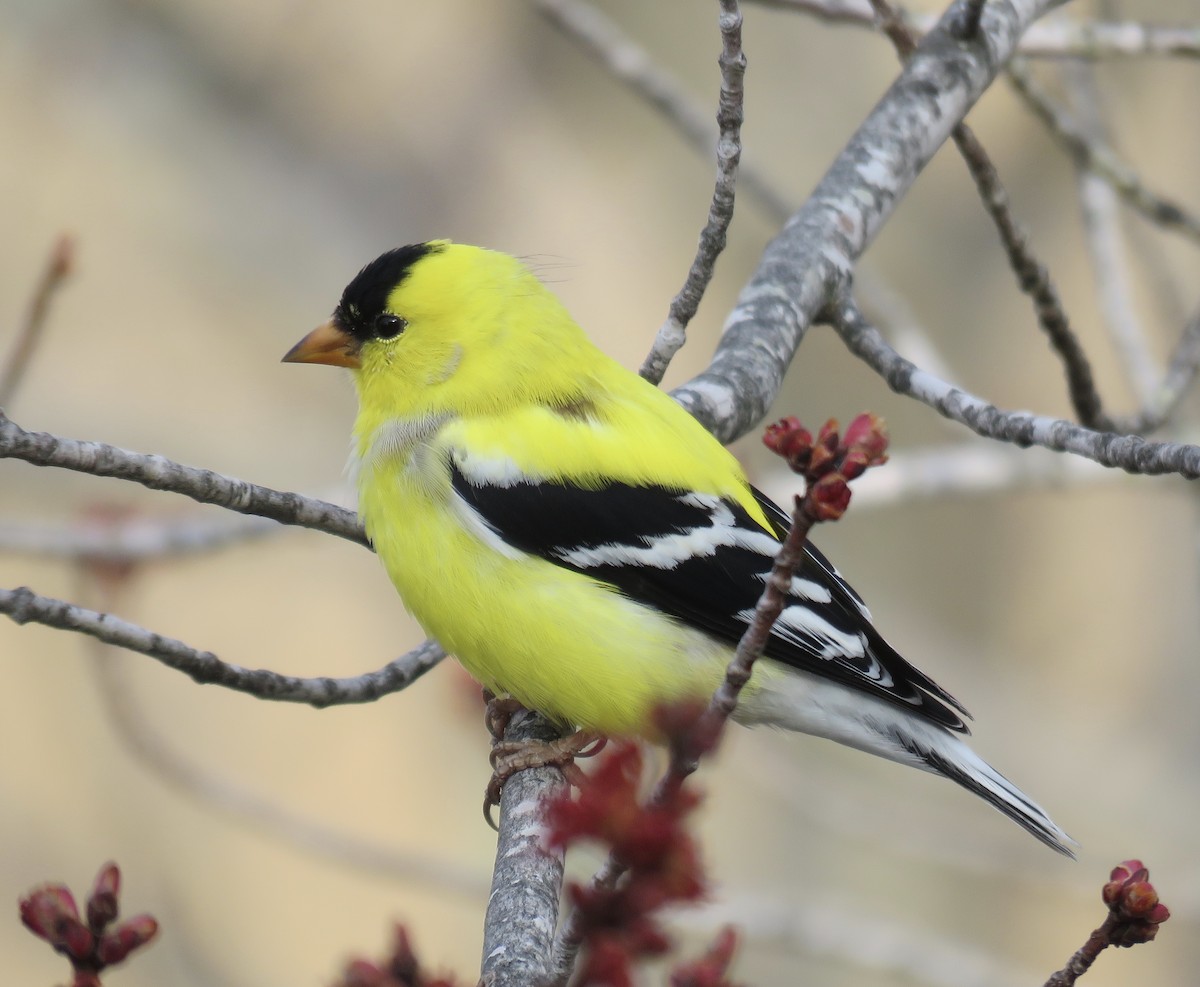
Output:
334,242,444,341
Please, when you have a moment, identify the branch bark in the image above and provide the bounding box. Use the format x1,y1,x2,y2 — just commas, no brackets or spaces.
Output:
0,411,367,547
480,710,568,986
831,299,1200,477
0,585,444,706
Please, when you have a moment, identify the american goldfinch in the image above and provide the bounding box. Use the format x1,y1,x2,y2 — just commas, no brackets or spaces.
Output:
284,240,1074,856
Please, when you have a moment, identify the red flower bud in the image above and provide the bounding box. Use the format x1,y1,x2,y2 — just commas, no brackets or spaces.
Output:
87,861,121,932
763,417,814,471
20,884,94,959
96,913,158,965
808,475,852,521
843,413,889,460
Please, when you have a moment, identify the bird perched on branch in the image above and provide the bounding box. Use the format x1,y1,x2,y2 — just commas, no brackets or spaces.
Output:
284,240,1074,856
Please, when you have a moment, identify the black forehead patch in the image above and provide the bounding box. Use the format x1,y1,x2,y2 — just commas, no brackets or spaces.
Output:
334,242,443,340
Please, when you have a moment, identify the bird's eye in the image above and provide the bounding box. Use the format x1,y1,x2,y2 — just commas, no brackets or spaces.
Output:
373,313,408,339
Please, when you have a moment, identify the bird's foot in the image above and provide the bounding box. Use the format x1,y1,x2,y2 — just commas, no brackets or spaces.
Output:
483,692,527,742
483,728,607,830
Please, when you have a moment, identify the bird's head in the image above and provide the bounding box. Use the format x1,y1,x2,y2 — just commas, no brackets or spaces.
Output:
283,241,597,420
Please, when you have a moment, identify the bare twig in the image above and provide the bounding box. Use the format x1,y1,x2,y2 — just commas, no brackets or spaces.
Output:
1007,59,1200,245
1,235,75,408
855,270,957,380
480,709,568,987
951,123,1109,428
0,411,367,547
0,584,444,706
640,0,746,385
830,298,1200,477
870,0,1109,430
748,0,1200,59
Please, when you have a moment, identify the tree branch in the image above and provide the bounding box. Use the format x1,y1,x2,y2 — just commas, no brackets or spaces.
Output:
640,0,746,385
0,584,444,706
480,709,568,986
830,298,1200,477
869,0,1111,431
0,411,367,547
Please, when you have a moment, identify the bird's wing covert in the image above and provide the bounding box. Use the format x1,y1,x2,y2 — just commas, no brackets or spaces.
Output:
448,459,970,731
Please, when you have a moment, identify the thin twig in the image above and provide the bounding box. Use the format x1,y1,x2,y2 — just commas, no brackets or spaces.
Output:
952,126,1109,428
0,584,444,706
0,235,75,408
640,0,746,385
870,0,1110,430
0,411,367,547
830,298,1200,477
1007,58,1200,245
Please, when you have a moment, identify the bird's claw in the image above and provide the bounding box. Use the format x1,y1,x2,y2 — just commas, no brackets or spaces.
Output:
483,729,607,830
483,693,527,742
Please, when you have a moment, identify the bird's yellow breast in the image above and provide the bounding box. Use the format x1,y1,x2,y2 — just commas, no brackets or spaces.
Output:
353,406,740,736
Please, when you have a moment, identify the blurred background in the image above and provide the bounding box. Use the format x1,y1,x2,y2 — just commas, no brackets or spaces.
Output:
2,0,1199,983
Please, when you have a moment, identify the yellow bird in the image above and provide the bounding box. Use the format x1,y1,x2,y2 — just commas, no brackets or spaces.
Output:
284,240,1073,856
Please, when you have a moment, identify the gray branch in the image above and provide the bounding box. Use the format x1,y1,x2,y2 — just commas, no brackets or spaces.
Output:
640,0,746,385
0,584,445,706
672,0,1058,442
831,300,1200,477
480,709,568,986
0,410,367,548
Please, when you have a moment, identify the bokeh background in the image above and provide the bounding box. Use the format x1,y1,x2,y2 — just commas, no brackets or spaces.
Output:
3,0,1199,983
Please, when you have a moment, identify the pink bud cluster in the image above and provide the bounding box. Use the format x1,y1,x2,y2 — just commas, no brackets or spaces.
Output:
1102,859,1170,946
19,862,158,987
762,413,889,520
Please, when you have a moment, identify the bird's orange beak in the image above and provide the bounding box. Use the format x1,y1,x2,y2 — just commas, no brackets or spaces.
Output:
282,320,361,369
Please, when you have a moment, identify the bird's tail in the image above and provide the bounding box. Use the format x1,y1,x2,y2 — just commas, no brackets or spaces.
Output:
914,732,1077,858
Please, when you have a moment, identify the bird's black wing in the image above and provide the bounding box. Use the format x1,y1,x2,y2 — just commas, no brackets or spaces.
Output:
449,460,970,732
